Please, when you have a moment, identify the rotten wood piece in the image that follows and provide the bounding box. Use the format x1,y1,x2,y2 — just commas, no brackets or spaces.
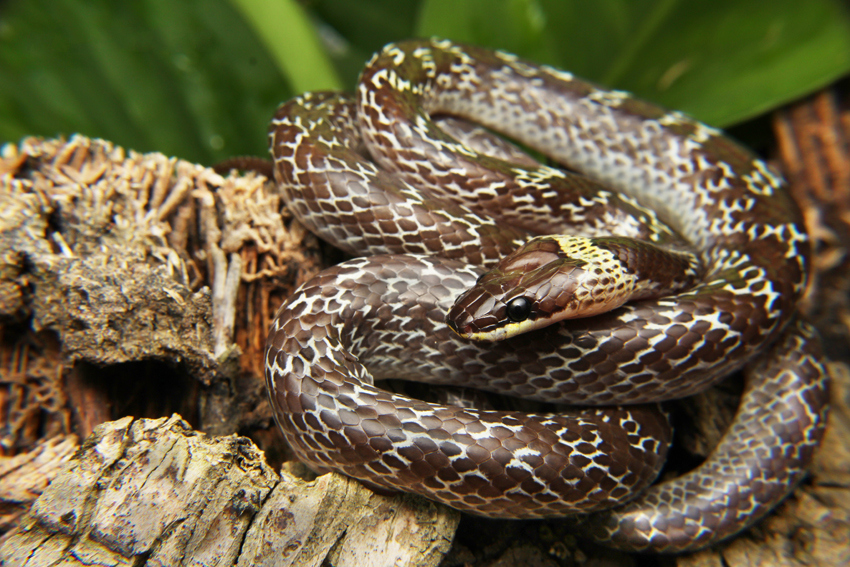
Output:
0,135,323,446
0,415,458,566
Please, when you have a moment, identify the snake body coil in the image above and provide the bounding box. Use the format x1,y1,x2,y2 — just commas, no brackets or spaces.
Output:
266,40,829,552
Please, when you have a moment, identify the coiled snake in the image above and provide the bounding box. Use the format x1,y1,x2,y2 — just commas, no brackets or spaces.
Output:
265,39,829,552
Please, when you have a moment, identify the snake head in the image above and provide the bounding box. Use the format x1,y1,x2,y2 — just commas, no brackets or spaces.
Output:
446,236,639,341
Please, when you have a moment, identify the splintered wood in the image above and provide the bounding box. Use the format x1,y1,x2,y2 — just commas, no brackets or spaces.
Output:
774,85,850,357
0,135,321,386
0,134,323,450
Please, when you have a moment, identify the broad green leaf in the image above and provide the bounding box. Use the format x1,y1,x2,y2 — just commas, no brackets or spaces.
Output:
418,0,551,61
305,0,423,87
0,0,300,163
417,0,850,126
1,0,848,164
230,0,341,94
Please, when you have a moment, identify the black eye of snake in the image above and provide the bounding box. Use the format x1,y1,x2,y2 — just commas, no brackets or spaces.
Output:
506,297,532,322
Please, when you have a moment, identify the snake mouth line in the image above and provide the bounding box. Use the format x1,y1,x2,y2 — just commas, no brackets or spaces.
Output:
445,319,511,341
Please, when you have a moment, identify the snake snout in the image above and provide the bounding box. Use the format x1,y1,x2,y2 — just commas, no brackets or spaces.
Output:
445,292,505,340
444,315,470,337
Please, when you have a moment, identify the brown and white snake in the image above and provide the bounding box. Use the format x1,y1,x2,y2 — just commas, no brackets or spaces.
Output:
264,39,829,552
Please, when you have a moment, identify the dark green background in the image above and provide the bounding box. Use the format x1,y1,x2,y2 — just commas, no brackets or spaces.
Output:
1,0,848,164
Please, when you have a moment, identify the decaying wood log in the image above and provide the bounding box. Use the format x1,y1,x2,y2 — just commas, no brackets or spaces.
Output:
1,79,850,566
0,415,457,565
0,435,78,534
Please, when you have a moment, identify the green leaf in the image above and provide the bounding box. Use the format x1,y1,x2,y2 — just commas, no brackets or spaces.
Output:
417,0,850,126
305,0,424,88
418,0,551,60
230,0,341,93
0,0,302,163
1,0,847,164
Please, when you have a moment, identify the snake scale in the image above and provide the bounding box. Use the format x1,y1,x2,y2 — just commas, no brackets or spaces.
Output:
265,39,829,552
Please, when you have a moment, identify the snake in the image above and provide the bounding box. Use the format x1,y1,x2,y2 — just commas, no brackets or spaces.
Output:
264,39,829,552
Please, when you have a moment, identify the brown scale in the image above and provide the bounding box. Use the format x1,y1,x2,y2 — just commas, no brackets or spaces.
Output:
265,40,829,553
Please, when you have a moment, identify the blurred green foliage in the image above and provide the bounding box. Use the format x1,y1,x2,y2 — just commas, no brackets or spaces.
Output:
1,0,849,163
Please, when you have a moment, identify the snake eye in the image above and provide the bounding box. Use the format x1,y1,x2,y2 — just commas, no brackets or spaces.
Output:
506,297,532,322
